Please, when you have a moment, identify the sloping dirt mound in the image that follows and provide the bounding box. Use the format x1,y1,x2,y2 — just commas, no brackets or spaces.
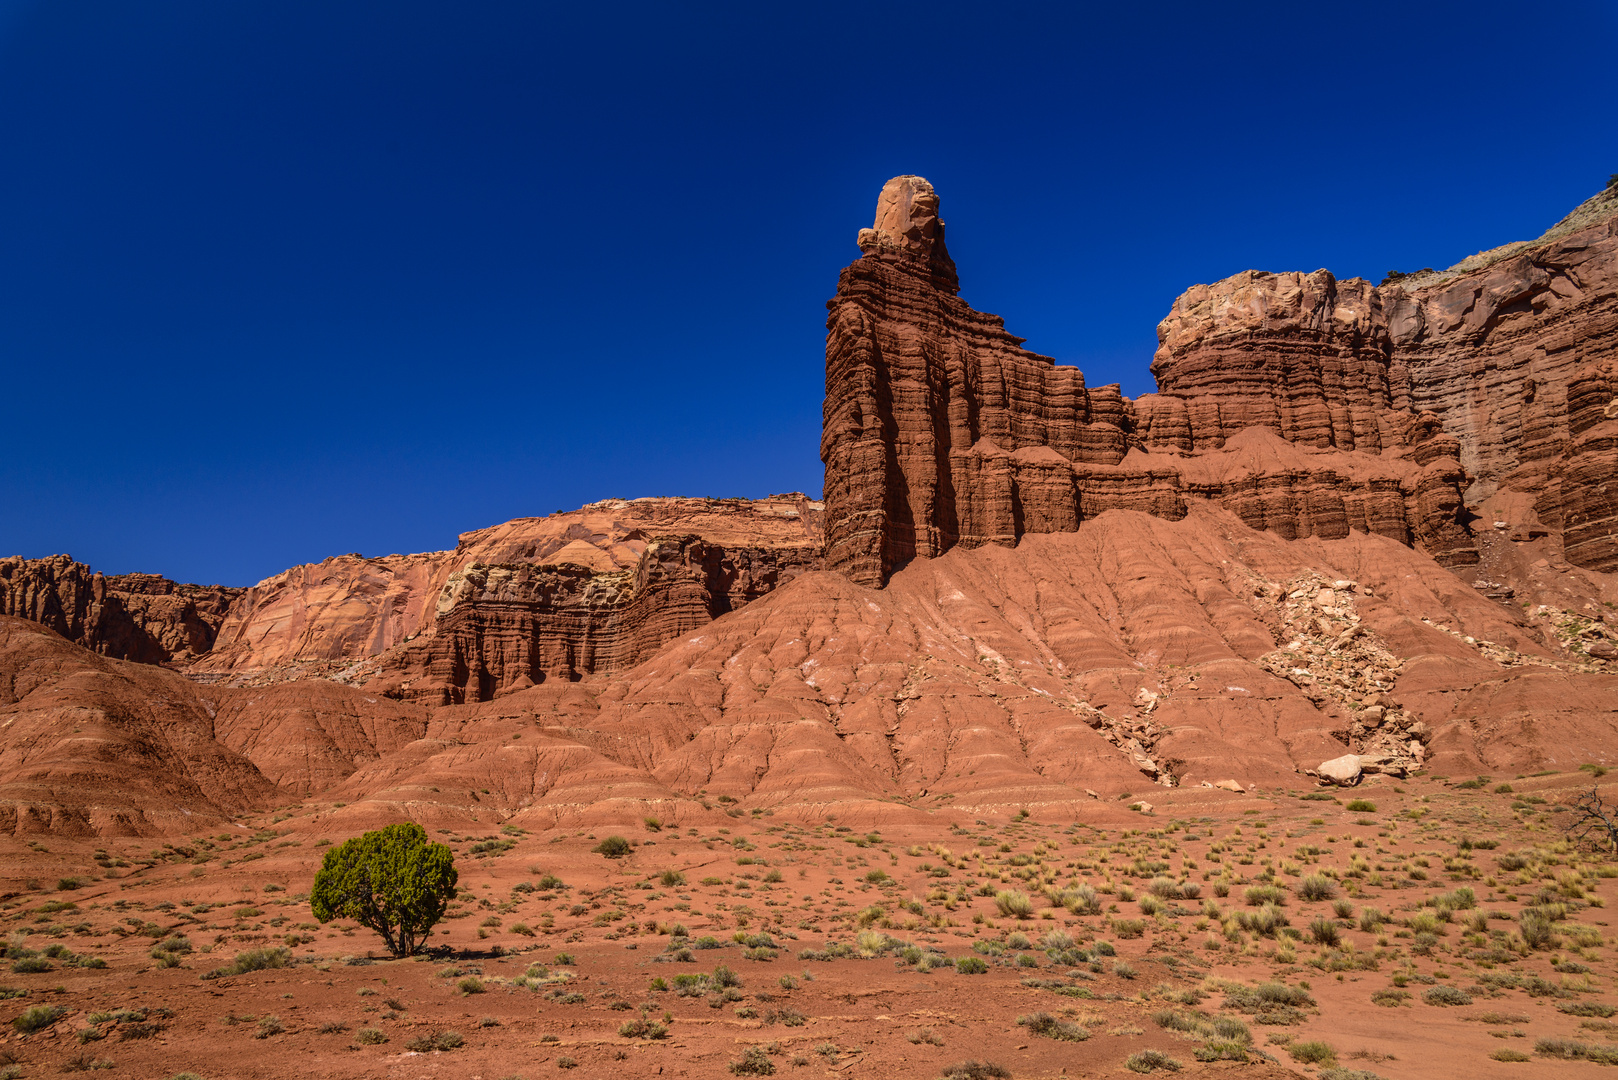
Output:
308,504,1618,829
0,616,277,836
0,617,434,836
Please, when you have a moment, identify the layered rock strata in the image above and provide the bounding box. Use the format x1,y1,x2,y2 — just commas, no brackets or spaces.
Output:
190,495,823,701
385,531,820,704
0,555,240,663
822,176,1479,586
1146,184,1618,572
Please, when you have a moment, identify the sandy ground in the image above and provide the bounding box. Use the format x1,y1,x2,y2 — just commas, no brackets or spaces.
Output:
0,770,1614,1080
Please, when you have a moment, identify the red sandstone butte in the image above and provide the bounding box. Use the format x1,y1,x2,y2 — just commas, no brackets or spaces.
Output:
821,175,1507,588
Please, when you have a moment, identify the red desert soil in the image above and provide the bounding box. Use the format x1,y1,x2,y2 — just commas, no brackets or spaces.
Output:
0,775,1614,1079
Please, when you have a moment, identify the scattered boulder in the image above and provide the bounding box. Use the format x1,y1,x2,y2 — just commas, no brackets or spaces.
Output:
1356,753,1408,778
1318,754,1363,786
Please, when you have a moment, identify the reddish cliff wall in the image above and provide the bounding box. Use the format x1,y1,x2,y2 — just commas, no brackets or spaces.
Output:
381,532,820,704
1387,188,1618,570
190,495,823,701
1148,186,1618,573
822,176,1482,586
0,555,240,664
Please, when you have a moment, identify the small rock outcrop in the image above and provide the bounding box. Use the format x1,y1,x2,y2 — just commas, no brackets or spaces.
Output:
0,555,240,663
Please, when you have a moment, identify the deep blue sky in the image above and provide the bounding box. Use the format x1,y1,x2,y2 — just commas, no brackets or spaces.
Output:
2,1,1614,586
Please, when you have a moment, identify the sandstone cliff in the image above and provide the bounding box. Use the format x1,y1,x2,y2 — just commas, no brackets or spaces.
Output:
1150,183,1618,573
193,495,823,703
822,177,1480,586
0,555,241,664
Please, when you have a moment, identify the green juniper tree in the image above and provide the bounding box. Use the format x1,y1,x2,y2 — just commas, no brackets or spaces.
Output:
311,822,457,957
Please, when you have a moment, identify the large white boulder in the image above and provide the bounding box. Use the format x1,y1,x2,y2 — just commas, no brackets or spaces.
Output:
1318,754,1363,786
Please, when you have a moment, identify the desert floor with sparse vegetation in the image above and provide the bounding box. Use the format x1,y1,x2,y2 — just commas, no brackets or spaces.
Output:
1,768,1617,1080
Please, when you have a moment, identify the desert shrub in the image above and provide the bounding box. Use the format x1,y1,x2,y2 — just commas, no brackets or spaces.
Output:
1018,1011,1089,1041
1038,929,1072,953
1113,919,1147,939
1195,1042,1248,1062
1520,909,1557,950
955,956,988,975
1244,884,1286,906
1432,887,1476,912
254,1015,283,1039
729,1046,776,1076
619,1018,669,1038
1490,1049,1531,1062
1232,903,1289,937
310,822,457,958
1358,907,1385,932
1370,989,1409,1008
1298,875,1337,902
11,957,49,974
458,976,485,995
1063,884,1101,915
939,1062,1010,1080
1148,876,1179,898
1422,986,1472,1006
202,946,290,980
13,1003,66,1032
1560,1002,1617,1018
355,1027,387,1045
1152,1009,1200,1033
1288,1040,1337,1066
405,1030,463,1052
1224,981,1313,1024
1345,799,1376,813
1535,1036,1608,1060
659,869,686,887
994,890,1033,918
1125,1049,1182,1073
1406,912,1442,935
1309,918,1341,946
593,836,632,858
